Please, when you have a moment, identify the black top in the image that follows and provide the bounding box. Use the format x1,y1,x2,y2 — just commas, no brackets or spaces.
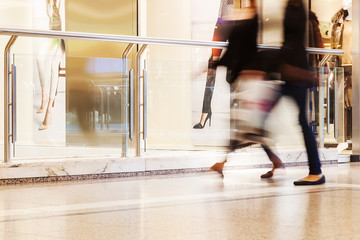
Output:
281,2,308,69
217,15,258,83
283,3,306,47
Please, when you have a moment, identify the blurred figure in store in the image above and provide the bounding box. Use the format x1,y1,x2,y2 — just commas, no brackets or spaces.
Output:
308,10,324,66
66,57,98,145
278,0,325,185
209,0,284,178
308,10,324,134
193,0,234,129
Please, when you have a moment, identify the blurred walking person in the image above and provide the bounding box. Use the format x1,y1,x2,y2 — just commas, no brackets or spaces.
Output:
278,0,325,185
210,0,284,178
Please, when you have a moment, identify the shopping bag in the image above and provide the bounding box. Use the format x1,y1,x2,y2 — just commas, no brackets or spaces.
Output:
230,76,281,145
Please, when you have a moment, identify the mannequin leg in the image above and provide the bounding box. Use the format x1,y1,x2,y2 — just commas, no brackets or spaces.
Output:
36,55,49,113
37,86,48,114
39,99,54,130
39,41,64,130
194,20,231,129
193,67,215,129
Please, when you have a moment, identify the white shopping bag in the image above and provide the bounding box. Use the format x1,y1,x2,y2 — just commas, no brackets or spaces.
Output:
231,77,281,144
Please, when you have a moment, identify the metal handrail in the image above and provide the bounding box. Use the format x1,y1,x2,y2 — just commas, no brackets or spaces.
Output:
0,28,227,47
258,45,344,55
0,28,345,55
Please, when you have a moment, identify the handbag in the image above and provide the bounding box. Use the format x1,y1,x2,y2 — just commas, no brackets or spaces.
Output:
279,63,318,87
230,72,281,145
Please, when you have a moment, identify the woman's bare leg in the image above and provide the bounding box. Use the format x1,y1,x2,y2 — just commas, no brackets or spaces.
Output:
261,145,285,178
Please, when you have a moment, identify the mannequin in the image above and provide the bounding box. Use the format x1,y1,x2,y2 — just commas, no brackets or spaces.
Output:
308,10,323,131
330,0,352,64
309,10,324,68
36,0,65,130
193,0,234,129
342,0,352,65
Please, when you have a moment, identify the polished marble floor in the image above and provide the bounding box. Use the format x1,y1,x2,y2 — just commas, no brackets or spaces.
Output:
0,163,359,240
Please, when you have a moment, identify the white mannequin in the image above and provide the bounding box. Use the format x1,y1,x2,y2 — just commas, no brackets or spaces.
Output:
343,0,352,20
342,0,352,65
36,0,65,130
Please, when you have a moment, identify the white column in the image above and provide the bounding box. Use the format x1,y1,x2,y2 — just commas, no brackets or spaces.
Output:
352,0,360,159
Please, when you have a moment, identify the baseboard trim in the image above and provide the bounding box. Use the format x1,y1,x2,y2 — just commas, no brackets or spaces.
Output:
350,155,360,162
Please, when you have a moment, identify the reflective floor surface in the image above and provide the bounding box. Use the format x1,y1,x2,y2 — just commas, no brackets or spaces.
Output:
0,163,359,240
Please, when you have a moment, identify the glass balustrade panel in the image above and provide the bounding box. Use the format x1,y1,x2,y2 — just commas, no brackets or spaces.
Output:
11,53,134,160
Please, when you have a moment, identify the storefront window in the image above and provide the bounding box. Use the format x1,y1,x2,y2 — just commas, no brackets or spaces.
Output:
0,0,356,160
0,0,138,160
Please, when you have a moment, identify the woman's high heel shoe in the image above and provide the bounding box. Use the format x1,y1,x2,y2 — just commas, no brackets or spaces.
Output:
193,112,212,129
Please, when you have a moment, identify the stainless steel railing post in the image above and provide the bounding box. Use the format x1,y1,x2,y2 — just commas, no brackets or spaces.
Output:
134,44,147,156
334,67,338,139
129,69,134,141
319,67,325,148
142,67,147,152
327,70,330,135
11,63,17,159
3,35,17,163
121,43,134,157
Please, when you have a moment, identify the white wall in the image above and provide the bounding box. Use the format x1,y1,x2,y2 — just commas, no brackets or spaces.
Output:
261,0,287,46
141,0,322,150
143,0,194,149
312,0,342,22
